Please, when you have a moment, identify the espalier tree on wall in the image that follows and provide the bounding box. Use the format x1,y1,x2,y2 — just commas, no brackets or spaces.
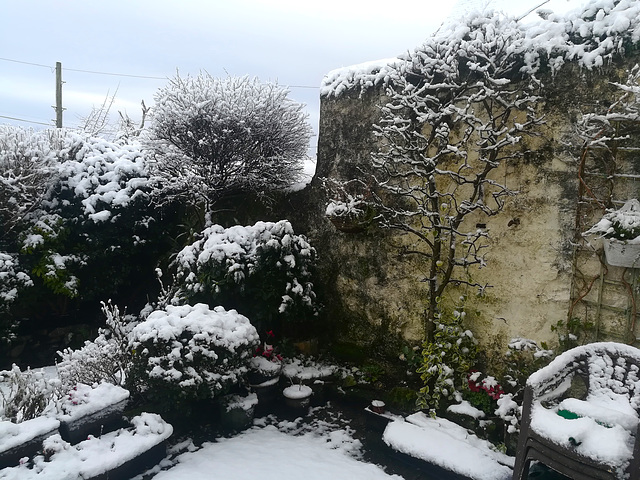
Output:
368,14,544,341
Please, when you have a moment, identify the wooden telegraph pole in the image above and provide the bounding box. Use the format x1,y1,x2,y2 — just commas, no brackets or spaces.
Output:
55,61,63,128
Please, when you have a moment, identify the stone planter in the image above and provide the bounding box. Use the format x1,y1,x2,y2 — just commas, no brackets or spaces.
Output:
0,417,60,468
0,413,172,480
57,383,130,444
603,238,640,268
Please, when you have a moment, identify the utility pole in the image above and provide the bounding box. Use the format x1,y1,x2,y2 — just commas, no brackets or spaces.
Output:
55,61,63,128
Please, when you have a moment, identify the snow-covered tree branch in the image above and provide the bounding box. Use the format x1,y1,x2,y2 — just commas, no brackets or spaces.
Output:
367,14,545,340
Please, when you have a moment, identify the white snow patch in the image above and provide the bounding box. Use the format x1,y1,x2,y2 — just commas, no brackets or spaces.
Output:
152,425,402,480
383,413,513,480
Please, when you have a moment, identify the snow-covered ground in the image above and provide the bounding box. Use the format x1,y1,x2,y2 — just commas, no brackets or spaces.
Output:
148,424,402,480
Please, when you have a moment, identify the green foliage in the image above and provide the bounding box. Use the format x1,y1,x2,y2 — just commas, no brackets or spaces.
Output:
399,344,421,372
360,363,385,384
388,386,419,413
416,299,477,413
551,317,594,352
174,220,319,335
127,304,259,413
462,389,495,416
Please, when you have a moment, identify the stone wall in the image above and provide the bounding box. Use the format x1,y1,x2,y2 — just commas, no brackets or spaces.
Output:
294,54,640,357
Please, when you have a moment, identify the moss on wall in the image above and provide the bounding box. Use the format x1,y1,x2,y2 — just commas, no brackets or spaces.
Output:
255,53,640,358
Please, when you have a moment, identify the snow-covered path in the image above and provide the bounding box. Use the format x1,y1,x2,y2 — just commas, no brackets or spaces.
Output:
148,424,403,480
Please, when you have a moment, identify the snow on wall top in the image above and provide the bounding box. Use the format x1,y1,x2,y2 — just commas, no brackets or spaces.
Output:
320,0,640,98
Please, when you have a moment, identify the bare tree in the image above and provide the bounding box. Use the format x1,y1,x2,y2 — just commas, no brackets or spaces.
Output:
366,15,545,341
148,73,312,219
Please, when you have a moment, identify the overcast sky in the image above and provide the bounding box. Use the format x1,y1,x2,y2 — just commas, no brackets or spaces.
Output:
1,0,584,156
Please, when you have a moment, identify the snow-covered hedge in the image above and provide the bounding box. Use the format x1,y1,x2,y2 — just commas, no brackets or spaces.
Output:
321,1,640,98
174,220,318,332
50,133,151,223
18,131,158,300
128,304,259,407
0,252,32,310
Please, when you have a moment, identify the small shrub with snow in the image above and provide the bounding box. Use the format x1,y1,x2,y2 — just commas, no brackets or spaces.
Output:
128,303,259,409
57,301,135,388
417,299,477,414
0,365,60,423
173,220,318,334
495,337,554,434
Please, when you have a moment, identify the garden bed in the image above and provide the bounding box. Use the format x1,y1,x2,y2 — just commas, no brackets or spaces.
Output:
0,413,172,480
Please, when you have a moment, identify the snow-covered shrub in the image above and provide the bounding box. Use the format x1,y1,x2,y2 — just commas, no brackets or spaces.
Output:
128,303,259,409
57,301,135,388
0,126,61,243
584,199,640,241
494,337,554,433
148,73,312,214
19,132,160,302
0,252,32,310
0,365,60,423
174,220,318,334
417,299,477,414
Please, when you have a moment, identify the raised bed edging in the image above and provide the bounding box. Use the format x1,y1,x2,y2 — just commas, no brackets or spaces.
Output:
58,398,129,444
0,417,60,469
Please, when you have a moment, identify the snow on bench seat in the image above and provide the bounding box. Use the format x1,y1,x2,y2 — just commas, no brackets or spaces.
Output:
383,413,513,480
531,396,636,467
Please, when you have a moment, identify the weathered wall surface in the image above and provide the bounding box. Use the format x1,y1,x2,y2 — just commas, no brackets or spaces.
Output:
289,54,640,357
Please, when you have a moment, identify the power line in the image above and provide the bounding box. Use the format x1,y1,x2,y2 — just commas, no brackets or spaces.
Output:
63,67,167,80
0,115,53,126
0,56,317,87
0,57,166,80
0,57,51,69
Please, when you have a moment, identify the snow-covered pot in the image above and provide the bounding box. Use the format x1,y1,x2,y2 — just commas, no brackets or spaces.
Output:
249,377,282,411
370,400,386,414
585,200,640,267
603,238,640,268
282,385,313,410
219,393,258,433
247,356,282,386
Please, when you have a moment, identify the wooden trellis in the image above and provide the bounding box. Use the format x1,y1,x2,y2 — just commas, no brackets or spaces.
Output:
570,117,640,346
